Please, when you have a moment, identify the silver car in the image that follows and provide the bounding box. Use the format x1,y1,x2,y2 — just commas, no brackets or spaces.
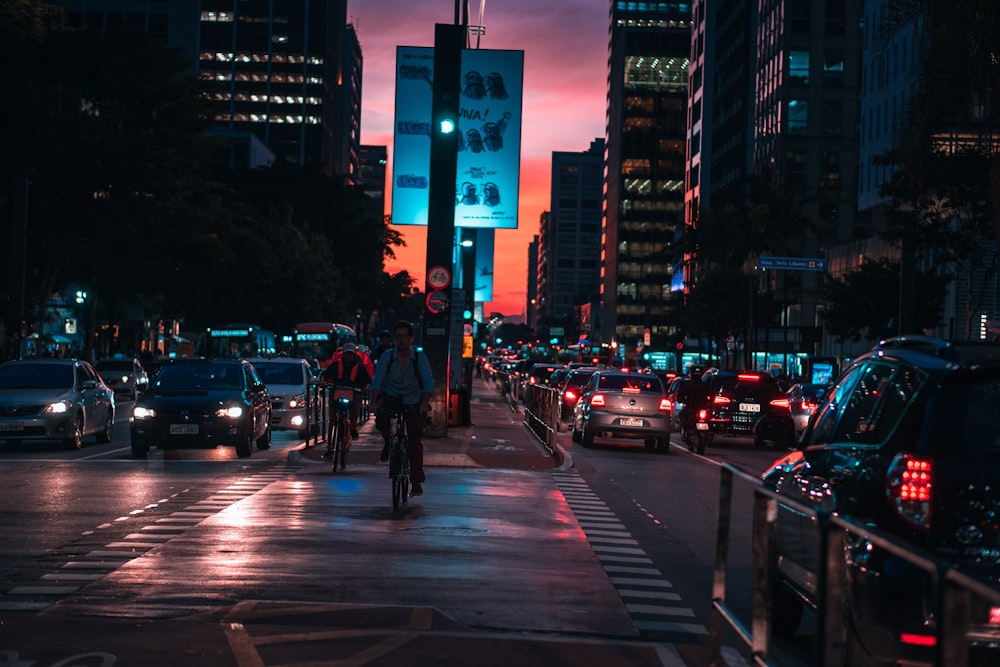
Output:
571,370,670,452
0,358,116,449
95,357,149,399
246,357,314,438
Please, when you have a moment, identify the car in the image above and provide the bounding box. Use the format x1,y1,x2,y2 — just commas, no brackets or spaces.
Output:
694,368,794,449
785,382,826,438
94,357,149,399
129,358,271,458
525,363,563,388
663,375,694,433
555,367,601,426
245,356,314,438
0,358,115,449
570,370,670,452
762,336,1000,665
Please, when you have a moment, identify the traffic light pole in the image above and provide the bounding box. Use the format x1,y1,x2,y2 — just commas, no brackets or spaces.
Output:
422,23,464,437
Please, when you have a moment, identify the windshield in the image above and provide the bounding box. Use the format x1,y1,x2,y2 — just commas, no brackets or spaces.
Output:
252,363,306,386
598,375,663,393
0,363,74,389
153,364,244,390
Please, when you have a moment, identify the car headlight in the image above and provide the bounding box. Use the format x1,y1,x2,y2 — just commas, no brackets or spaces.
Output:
287,392,307,409
133,406,156,419
45,400,71,414
119,375,129,383
217,406,244,419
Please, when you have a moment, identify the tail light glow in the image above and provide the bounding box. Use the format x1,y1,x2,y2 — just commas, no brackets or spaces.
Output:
564,390,577,402
770,397,791,411
989,607,1000,625
886,454,933,529
697,409,708,420
713,395,731,405
737,373,761,381
899,633,936,647
659,398,671,412
590,394,605,407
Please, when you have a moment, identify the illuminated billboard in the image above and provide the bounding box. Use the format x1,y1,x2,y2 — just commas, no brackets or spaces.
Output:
392,46,523,229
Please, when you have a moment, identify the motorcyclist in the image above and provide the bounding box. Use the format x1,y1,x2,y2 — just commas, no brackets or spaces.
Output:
678,368,713,445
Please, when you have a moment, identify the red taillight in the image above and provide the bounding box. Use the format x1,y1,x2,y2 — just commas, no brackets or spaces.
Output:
799,399,816,411
900,633,936,647
659,398,671,412
529,377,537,384
564,389,577,401
713,395,731,405
886,454,933,529
697,409,708,420
590,394,605,407
737,373,760,381
770,397,791,411
622,386,641,394
990,607,1000,625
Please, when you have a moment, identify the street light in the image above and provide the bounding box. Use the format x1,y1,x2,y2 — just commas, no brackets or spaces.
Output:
75,290,87,355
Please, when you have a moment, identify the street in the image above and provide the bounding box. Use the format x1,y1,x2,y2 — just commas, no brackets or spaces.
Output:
0,379,811,666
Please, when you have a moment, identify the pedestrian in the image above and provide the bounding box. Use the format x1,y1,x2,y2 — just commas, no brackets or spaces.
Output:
370,320,434,496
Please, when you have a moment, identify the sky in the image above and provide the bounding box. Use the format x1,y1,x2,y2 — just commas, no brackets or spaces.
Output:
348,0,609,320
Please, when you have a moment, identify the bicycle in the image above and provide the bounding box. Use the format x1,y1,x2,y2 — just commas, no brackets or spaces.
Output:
324,384,357,473
386,406,412,510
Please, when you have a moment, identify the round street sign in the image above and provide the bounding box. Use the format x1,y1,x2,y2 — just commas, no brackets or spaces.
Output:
427,265,451,290
426,290,450,314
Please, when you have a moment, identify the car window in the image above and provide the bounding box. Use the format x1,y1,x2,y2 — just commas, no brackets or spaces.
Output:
830,362,898,443
809,364,864,443
942,375,1000,457
0,363,74,389
253,363,306,385
597,375,663,393
867,365,923,443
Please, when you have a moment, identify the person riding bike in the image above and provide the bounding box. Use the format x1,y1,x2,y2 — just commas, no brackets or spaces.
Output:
320,343,372,439
370,320,434,496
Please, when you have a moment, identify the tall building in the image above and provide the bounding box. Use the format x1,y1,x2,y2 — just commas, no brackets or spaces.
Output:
538,140,604,336
65,0,360,180
526,235,540,332
601,2,692,353
358,144,388,223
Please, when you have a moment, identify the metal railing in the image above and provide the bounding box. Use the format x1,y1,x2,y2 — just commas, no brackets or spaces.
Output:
522,382,560,455
709,462,1000,666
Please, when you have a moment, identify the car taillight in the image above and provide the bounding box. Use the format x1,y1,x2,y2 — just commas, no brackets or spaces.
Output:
799,399,816,411
590,394,605,407
564,389,577,401
737,373,760,381
529,377,537,384
886,454,933,529
769,397,791,411
990,607,1000,625
659,398,671,412
697,409,708,420
713,395,731,405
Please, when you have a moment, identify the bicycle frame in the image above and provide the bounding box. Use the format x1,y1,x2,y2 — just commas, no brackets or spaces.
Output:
389,409,410,509
326,385,355,472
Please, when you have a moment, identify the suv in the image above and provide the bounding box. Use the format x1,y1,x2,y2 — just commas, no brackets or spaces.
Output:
762,336,1000,665
693,368,794,450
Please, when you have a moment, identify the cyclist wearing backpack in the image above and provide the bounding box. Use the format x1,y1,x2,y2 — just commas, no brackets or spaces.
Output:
320,343,372,439
370,320,434,495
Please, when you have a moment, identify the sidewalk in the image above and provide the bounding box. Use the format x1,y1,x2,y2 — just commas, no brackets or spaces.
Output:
295,376,567,472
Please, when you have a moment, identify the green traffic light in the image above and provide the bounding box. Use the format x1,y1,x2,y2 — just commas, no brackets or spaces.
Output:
463,309,473,320
439,118,456,134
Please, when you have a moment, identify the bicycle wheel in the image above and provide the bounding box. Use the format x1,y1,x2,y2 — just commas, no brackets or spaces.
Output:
334,422,348,471
392,475,404,509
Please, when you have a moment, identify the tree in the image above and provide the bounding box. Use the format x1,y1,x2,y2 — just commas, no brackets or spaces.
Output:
822,257,946,343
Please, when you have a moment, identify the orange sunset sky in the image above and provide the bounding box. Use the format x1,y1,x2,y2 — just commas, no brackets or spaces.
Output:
350,1,608,320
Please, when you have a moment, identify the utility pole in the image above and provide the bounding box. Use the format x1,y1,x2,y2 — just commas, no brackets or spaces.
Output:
422,21,464,437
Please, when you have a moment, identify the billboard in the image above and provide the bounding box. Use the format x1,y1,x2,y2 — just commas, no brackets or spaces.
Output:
392,46,523,229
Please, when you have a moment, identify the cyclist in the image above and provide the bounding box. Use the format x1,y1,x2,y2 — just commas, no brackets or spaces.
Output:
320,343,371,439
370,320,434,496
373,329,393,358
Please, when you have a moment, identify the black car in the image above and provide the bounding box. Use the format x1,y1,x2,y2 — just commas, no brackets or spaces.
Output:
130,358,271,458
692,368,794,450
762,336,1000,665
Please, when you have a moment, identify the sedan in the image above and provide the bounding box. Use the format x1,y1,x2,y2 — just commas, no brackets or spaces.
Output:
0,358,115,449
130,358,271,458
95,357,149,399
246,357,313,438
571,371,670,452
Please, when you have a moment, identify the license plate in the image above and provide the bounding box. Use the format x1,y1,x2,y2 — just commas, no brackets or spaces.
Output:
619,418,643,427
0,422,23,432
739,403,761,413
170,424,199,435
696,422,709,430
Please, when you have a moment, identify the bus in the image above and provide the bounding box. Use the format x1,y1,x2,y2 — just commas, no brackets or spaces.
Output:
291,322,357,368
196,324,277,359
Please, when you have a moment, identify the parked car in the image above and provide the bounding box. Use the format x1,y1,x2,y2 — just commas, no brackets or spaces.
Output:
246,357,313,438
0,358,115,449
95,357,149,399
693,368,794,449
762,336,1000,665
130,358,271,458
785,382,826,438
570,370,670,452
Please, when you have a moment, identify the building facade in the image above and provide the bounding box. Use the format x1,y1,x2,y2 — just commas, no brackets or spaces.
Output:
601,2,692,352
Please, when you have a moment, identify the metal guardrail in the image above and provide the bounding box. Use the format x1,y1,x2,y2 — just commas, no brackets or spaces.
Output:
522,382,560,455
709,462,1000,667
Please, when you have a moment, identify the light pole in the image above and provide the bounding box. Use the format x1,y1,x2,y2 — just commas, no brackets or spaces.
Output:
75,290,87,356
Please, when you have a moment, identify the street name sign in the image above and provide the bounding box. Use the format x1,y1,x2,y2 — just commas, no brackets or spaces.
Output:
758,256,827,271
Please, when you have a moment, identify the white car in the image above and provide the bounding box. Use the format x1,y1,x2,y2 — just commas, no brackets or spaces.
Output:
246,357,314,438
95,357,149,400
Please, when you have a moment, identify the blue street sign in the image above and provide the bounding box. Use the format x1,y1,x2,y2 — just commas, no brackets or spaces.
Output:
758,256,827,271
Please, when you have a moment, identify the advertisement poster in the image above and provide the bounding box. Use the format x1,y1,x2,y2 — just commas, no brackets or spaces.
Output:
392,46,523,229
